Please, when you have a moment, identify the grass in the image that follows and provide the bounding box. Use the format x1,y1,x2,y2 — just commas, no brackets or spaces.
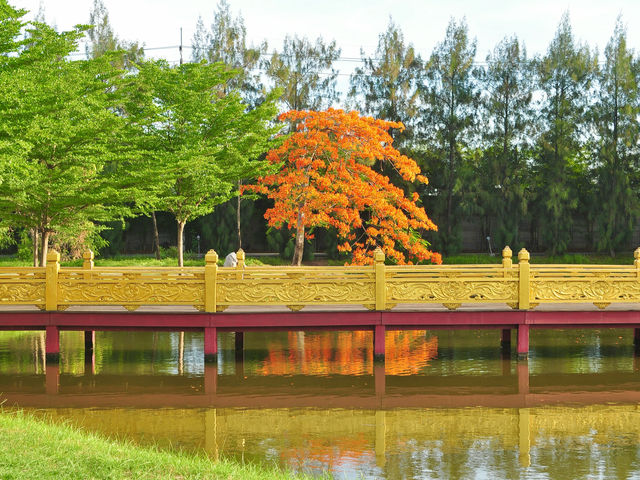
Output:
0,252,638,267
0,410,311,480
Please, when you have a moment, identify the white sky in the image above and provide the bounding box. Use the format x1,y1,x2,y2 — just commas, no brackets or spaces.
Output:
9,0,640,66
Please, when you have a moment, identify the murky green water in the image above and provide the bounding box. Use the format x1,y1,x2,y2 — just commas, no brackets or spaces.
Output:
1,327,640,479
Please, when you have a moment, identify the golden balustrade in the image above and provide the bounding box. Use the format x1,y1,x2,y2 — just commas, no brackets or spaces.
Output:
1,246,640,312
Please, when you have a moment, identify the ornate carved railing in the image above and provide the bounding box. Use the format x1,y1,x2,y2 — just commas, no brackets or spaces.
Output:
1,246,640,312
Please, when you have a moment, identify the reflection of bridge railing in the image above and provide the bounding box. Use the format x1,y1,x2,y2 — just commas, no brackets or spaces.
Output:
2,246,640,312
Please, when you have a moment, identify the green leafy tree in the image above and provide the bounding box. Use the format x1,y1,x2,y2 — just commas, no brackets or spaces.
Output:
348,19,422,146
532,13,596,254
265,35,341,111
0,21,133,265
418,18,479,253
126,60,281,266
472,36,533,249
592,18,640,255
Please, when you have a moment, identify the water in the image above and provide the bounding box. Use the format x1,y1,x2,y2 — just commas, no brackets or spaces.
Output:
2,327,640,479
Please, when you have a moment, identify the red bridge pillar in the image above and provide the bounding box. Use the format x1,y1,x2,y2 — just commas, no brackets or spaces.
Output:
374,325,385,362
45,326,59,363
517,325,529,360
204,327,217,363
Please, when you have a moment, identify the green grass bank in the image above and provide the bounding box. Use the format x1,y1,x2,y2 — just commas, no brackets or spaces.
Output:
0,410,309,480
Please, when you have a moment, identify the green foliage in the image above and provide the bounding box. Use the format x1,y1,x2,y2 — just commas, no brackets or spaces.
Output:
191,0,266,107
124,59,281,265
591,18,640,255
349,19,421,145
532,13,596,255
418,18,479,254
0,20,136,265
265,35,341,111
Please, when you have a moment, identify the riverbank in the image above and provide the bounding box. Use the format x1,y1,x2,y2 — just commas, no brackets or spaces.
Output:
0,410,309,480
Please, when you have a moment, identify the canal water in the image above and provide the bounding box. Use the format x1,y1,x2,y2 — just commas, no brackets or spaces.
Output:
1,327,640,479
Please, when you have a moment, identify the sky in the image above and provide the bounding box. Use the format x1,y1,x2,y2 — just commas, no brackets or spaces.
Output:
8,0,640,70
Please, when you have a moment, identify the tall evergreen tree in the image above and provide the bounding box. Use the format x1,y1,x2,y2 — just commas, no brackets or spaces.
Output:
191,0,266,107
472,36,533,249
265,35,340,111
592,18,640,255
348,19,422,146
86,0,143,67
418,18,479,253
532,13,595,254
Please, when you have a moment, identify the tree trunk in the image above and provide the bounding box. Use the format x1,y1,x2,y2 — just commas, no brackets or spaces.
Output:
40,230,50,267
237,181,242,250
292,210,305,266
151,211,161,260
32,229,39,267
177,220,186,267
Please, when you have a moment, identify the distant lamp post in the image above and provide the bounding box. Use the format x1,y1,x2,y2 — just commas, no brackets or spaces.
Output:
486,236,494,256
196,235,201,255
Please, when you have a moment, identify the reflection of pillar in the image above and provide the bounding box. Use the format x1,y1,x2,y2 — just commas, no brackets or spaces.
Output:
45,363,59,395
517,325,529,360
204,327,217,363
235,331,244,365
204,408,219,461
84,331,95,375
374,325,385,362
518,408,531,468
517,361,529,395
375,410,386,469
178,331,184,375
45,326,59,363
501,348,511,376
204,363,217,395
375,363,385,396
501,328,511,347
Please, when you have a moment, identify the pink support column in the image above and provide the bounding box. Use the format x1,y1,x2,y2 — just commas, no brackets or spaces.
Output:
517,325,529,359
374,325,385,362
45,326,59,363
204,327,217,363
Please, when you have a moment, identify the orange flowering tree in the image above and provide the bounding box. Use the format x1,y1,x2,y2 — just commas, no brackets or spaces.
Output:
244,109,441,265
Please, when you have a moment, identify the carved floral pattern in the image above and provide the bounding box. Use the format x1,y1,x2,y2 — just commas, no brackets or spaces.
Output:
387,281,518,303
59,281,204,305
531,280,640,302
217,281,374,305
0,283,45,303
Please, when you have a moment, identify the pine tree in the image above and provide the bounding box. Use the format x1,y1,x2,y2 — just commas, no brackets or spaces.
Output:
532,13,595,254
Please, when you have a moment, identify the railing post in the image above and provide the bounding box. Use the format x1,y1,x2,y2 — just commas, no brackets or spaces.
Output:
236,248,245,280
502,246,512,276
45,250,60,311
518,248,530,310
83,250,94,280
204,250,218,313
635,247,640,278
374,248,386,311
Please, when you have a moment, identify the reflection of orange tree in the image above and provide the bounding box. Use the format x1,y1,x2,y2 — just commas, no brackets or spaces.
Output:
280,435,373,473
258,331,438,376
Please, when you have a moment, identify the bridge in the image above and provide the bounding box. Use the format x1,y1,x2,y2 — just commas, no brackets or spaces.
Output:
2,246,640,362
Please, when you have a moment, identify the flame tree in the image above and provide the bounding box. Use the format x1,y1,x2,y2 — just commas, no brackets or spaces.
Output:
244,109,441,265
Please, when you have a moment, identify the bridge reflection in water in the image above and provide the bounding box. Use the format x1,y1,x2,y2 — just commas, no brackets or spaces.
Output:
3,328,640,478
